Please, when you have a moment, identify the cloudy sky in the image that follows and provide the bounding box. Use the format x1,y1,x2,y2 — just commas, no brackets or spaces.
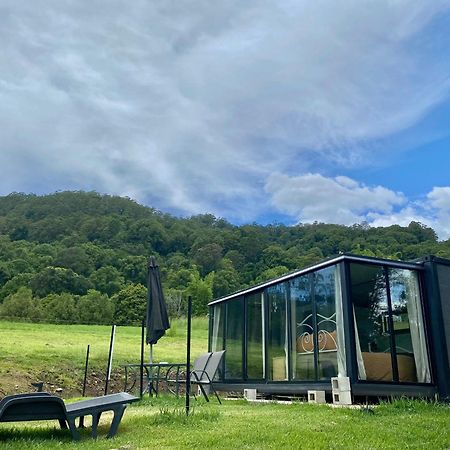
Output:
1,1,450,237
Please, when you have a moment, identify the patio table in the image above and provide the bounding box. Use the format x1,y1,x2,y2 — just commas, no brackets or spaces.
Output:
122,362,186,396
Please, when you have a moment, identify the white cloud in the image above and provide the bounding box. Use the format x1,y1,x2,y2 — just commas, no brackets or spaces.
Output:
0,1,449,222
427,187,450,211
266,173,450,239
265,173,406,224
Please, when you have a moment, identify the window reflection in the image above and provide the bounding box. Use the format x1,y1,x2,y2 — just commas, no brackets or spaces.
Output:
246,292,264,379
351,264,393,381
210,303,225,381
389,269,430,383
315,267,339,380
211,303,224,353
290,266,340,381
224,298,243,380
267,284,288,380
290,275,314,380
350,263,430,383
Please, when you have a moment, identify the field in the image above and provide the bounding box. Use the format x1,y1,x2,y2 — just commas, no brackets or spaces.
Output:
0,318,209,397
0,320,449,449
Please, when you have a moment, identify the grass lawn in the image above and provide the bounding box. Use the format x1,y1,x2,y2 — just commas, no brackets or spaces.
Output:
0,318,208,396
0,396,449,449
1,320,449,449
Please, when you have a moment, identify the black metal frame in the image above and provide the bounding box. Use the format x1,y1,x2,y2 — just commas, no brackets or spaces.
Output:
208,254,448,400
421,257,450,400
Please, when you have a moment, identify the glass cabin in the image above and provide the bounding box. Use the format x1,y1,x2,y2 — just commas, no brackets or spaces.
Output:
208,254,450,401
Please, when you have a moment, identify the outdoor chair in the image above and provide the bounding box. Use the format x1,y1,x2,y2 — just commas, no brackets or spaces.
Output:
0,392,138,440
190,350,225,404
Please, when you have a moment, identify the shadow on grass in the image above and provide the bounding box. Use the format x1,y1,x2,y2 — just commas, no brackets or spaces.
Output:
0,426,73,443
0,422,113,444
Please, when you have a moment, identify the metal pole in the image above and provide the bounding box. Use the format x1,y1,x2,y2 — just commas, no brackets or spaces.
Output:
185,296,192,416
104,324,116,396
140,319,145,398
82,344,90,397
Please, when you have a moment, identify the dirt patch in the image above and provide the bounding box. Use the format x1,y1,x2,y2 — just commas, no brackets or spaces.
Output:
0,369,127,399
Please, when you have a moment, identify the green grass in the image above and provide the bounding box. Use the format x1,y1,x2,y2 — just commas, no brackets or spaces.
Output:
0,318,208,395
0,397,449,449
1,320,449,449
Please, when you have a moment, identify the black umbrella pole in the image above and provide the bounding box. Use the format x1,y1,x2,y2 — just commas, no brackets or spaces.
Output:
82,344,90,397
140,319,145,398
185,296,192,416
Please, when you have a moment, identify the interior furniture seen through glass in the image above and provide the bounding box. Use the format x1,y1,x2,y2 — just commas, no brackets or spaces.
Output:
267,283,288,380
350,263,430,383
290,266,340,381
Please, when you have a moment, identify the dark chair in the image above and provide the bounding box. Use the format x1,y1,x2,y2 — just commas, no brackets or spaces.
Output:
0,392,139,440
190,350,225,404
31,382,44,392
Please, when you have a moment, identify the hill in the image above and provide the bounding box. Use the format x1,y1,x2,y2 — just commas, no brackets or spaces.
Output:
0,191,449,323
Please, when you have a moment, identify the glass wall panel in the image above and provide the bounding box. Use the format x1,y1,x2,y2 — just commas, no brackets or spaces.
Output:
314,267,339,380
436,264,450,376
267,283,288,380
246,292,264,379
350,263,430,384
350,263,393,381
224,297,243,380
211,303,224,352
290,275,314,380
388,268,430,383
290,265,342,381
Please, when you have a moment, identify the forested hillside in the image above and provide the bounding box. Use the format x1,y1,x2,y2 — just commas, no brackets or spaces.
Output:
0,191,449,324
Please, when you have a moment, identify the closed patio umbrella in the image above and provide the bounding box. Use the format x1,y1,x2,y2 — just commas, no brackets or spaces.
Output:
142,256,170,396
146,256,170,352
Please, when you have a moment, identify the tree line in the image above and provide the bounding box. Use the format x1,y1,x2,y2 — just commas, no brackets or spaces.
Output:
0,191,449,324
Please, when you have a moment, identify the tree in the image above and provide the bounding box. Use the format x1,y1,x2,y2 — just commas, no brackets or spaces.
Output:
165,289,184,317
78,290,114,325
118,256,147,285
112,283,147,325
7,258,32,278
255,266,289,284
0,273,33,301
193,243,223,276
0,262,11,286
224,250,245,271
0,287,36,320
30,267,92,297
185,269,214,315
261,245,290,269
9,224,29,241
89,266,124,296
127,219,169,253
212,259,241,298
165,267,195,290
408,221,437,243
54,247,94,276
39,292,79,323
